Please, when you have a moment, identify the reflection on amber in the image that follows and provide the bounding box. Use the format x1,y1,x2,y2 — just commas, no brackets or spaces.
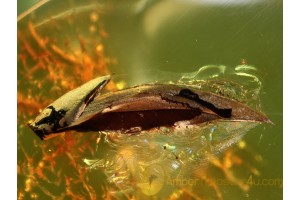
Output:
18,16,263,200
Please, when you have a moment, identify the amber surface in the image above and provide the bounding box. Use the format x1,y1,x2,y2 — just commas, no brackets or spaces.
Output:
18,0,282,199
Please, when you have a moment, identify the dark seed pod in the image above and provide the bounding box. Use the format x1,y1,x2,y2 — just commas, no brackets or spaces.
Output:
28,75,271,140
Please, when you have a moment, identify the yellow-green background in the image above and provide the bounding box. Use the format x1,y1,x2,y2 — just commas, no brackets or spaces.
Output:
18,0,282,199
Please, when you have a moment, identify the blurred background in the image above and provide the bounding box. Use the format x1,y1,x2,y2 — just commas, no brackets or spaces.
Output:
17,0,282,199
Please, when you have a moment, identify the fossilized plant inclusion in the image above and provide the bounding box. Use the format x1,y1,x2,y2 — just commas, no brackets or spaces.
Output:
28,71,270,140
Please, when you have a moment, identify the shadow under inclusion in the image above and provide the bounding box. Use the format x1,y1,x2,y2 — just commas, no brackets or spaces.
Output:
84,120,259,187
